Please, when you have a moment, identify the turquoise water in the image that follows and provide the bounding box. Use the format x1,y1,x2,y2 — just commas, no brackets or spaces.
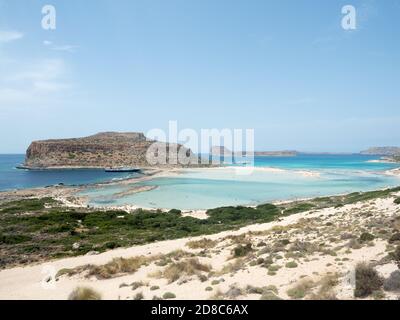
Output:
80,154,400,210
0,154,140,191
1,154,399,209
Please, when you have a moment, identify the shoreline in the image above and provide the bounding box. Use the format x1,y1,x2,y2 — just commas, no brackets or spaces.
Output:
1,188,399,300
2,165,400,212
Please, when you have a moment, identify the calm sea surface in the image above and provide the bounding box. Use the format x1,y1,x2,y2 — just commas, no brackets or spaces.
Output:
1,154,400,210
81,154,400,210
0,154,138,191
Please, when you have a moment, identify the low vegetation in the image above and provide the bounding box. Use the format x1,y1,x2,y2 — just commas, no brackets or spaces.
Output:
68,286,101,300
162,292,176,299
162,258,211,283
286,279,315,299
186,238,217,249
354,263,384,298
232,243,253,258
1,186,400,268
58,256,153,280
383,271,400,292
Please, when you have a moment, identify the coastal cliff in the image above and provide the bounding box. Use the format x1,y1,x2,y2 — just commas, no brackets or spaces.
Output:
24,132,198,169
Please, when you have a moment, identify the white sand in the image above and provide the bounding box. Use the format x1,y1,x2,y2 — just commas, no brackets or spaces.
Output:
1,194,399,300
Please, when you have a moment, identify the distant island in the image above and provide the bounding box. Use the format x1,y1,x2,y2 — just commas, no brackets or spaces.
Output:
21,132,199,169
360,147,400,163
254,150,298,157
210,146,298,157
360,146,400,156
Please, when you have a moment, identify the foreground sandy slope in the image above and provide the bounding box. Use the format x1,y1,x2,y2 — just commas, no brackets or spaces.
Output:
1,194,400,300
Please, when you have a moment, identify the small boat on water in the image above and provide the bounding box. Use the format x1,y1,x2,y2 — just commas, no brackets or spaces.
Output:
105,167,141,173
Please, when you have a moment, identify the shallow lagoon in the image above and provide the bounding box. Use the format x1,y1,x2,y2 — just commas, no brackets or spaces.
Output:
2,154,400,210
81,154,400,210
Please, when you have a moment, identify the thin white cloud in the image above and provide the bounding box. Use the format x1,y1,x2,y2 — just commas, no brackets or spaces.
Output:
0,30,23,43
52,45,79,53
0,58,71,107
43,40,78,53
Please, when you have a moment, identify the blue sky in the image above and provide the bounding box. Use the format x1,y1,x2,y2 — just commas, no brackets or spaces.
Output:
0,0,399,153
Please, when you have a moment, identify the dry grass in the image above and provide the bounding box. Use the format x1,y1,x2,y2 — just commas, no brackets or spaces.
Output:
163,258,211,283
87,256,151,279
309,273,339,300
217,258,246,275
286,278,315,299
68,286,101,300
186,238,218,249
62,255,155,280
209,288,225,300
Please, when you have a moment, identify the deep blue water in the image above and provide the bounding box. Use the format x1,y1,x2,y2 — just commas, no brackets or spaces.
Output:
0,154,138,191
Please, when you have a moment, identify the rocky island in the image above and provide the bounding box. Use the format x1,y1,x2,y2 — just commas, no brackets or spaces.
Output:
360,147,400,156
361,147,400,163
210,146,298,157
22,132,199,169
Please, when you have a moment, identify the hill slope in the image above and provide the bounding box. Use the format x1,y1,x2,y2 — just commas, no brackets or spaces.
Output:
24,132,198,169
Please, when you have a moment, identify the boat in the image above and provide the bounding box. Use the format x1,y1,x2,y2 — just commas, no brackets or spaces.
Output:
105,167,141,173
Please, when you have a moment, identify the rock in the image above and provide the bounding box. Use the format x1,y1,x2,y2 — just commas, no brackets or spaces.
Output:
72,242,80,250
360,147,400,156
23,132,199,168
85,251,99,256
225,286,242,298
383,271,400,291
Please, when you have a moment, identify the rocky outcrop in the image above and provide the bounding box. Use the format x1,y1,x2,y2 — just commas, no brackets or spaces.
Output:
24,132,199,169
360,147,400,156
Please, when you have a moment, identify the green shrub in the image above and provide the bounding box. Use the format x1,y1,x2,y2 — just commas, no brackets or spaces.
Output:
391,245,400,268
354,263,383,298
246,286,264,294
268,265,280,272
287,279,314,299
131,282,144,290
233,243,252,257
285,261,298,268
394,198,400,205
0,234,32,244
359,233,375,242
0,198,56,214
284,203,315,215
162,292,176,299
150,286,160,291
389,233,400,243
134,292,144,300
259,291,282,300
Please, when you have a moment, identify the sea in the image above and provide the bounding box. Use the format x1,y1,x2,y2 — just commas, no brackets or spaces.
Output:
0,154,139,191
1,154,400,210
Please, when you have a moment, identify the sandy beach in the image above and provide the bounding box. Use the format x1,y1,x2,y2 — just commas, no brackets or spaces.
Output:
1,190,399,300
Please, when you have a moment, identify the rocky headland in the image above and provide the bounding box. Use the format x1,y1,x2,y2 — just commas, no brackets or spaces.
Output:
22,132,200,169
